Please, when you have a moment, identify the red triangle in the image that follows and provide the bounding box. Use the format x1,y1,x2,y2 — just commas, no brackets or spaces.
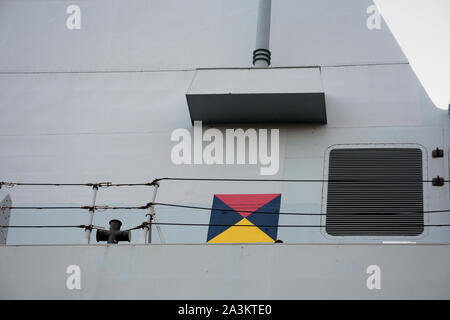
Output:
215,194,280,218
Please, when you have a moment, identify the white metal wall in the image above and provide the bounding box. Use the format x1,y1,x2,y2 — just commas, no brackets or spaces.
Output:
0,0,448,245
0,244,449,299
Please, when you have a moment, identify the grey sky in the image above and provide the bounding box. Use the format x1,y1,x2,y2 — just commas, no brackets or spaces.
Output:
375,0,450,110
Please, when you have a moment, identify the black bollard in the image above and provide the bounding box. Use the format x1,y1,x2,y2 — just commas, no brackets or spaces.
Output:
96,219,131,244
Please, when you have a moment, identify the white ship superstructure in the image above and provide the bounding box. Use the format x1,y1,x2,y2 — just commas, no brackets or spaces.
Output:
0,0,449,299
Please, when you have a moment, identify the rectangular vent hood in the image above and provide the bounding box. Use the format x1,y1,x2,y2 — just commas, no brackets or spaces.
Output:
186,67,326,124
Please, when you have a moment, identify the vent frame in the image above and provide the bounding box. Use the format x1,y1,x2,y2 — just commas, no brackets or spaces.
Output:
320,144,429,240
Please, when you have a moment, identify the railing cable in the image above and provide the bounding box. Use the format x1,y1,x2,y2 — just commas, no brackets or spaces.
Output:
2,203,450,216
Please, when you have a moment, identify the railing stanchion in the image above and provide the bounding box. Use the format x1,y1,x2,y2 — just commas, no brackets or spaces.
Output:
143,182,159,244
84,185,98,244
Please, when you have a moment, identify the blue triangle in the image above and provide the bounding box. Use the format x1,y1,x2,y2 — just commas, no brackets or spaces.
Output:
207,195,244,241
246,194,281,240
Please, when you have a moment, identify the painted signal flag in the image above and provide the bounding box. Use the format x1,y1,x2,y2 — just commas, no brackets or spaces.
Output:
207,194,281,243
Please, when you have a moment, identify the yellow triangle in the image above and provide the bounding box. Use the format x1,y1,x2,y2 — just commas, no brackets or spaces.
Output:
208,218,275,243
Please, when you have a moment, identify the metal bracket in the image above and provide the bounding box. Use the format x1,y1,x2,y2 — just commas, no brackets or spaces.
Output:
432,176,445,186
432,148,444,158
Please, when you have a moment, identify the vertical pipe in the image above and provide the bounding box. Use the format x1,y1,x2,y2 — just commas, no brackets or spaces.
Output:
145,206,155,244
153,215,166,244
253,0,271,67
143,182,159,244
84,186,98,244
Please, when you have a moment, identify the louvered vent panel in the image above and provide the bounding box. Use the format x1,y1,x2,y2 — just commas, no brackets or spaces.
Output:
326,148,424,236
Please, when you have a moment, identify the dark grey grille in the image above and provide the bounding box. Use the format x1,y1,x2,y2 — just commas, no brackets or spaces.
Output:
326,148,424,236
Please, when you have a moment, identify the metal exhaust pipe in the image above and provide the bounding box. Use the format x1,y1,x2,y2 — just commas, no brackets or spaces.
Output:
253,0,271,67
96,219,131,244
